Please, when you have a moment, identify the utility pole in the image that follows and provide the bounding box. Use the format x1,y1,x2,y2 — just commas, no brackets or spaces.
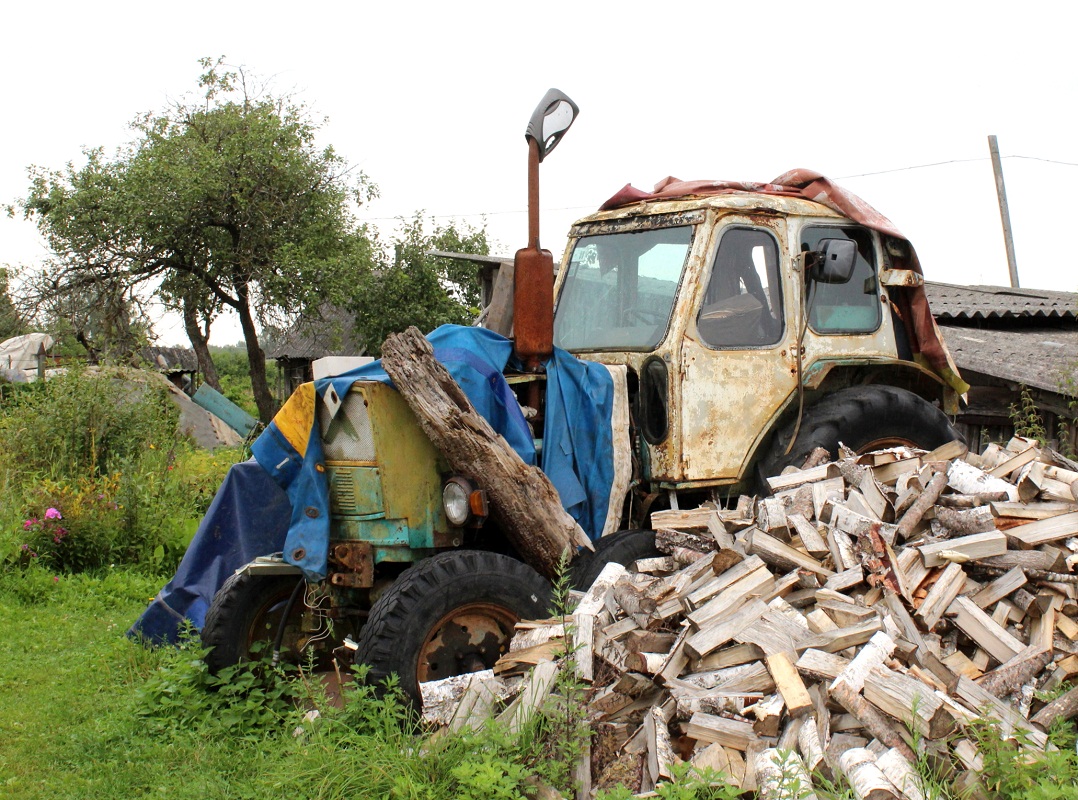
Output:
988,135,1020,288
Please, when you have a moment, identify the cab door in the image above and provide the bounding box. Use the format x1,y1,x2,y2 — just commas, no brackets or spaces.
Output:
678,215,799,482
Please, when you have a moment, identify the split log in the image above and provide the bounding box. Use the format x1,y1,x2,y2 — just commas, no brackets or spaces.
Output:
684,711,761,751
381,327,589,578
863,665,955,739
918,531,1007,568
829,681,915,761
947,595,1025,665
765,651,813,717
916,562,967,631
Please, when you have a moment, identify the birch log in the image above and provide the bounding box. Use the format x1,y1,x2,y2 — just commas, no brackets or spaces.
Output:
381,327,590,578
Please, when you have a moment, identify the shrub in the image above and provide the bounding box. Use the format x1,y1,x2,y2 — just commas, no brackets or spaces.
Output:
0,365,179,479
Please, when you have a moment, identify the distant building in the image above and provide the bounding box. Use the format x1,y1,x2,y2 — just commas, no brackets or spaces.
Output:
266,307,366,402
927,282,1078,454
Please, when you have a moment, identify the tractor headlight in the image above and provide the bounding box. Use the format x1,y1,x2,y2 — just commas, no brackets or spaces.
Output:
442,477,488,527
443,479,473,526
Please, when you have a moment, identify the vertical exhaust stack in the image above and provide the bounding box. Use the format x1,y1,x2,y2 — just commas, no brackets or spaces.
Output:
513,89,578,371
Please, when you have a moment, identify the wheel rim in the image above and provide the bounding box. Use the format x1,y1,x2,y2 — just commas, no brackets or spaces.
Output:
857,436,921,453
417,603,519,682
245,586,307,661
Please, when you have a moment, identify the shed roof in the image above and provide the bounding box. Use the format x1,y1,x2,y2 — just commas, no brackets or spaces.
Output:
138,346,199,373
267,307,364,360
925,282,1078,322
938,325,1078,396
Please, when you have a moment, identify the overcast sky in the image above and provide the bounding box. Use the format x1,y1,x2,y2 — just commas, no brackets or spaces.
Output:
2,1,1074,346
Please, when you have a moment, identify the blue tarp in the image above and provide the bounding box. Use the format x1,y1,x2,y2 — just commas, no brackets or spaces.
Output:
128,460,291,644
130,325,615,645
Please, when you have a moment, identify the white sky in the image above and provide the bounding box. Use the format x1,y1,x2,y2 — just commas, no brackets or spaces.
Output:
2,1,1075,346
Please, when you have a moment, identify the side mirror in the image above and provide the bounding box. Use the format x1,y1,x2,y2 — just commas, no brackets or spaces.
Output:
525,89,579,162
810,238,857,284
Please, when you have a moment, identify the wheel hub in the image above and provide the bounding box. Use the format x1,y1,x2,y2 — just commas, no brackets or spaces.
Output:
417,603,518,682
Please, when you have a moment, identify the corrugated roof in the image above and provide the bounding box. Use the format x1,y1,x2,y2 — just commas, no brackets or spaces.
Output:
938,325,1078,395
139,346,199,373
925,282,1078,321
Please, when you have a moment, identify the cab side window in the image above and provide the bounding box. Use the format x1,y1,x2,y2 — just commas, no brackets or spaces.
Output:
802,226,881,334
697,227,783,348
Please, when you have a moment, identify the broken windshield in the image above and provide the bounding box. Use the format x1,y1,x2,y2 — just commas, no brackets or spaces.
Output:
554,224,694,351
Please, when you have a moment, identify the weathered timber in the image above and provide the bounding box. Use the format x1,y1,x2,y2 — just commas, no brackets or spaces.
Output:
684,597,768,659
788,512,830,558
954,676,1048,747
767,462,841,493
830,631,896,694
685,560,774,629
830,680,915,761
876,748,926,800
381,327,588,577
1031,681,1078,729
498,660,560,734
798,718,828,777
797,619,884,654
644,705,676,787
971,567,1027,609
745,693,785,737
978,550,1066,572
655,527,714,555
937,491,1009,508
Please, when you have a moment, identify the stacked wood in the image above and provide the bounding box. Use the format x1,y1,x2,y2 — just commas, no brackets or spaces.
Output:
418,436,1078,797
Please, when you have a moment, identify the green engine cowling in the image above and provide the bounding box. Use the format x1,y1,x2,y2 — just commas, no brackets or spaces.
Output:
322,381,459,585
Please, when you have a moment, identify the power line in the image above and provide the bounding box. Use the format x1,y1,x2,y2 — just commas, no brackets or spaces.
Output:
357,153,1078,222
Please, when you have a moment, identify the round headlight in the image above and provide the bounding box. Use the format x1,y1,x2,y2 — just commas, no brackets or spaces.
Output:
442,480,472,526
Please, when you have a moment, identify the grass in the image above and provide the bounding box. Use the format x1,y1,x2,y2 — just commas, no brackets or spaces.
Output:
7,566,1078,799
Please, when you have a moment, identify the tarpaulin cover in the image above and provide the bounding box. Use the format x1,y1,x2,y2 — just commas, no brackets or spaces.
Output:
128,460,291,644
131,325,614,643
600,170,969,396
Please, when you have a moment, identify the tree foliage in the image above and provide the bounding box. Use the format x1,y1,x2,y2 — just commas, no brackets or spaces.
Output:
350,215,490,355
0,268,23,341
11,58,376,421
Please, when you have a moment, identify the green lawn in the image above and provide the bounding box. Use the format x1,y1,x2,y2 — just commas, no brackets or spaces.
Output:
0,570,275,799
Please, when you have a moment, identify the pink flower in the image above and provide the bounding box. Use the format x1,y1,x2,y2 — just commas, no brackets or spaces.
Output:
45,508,62,520
52,576,59,583
23,518,37,531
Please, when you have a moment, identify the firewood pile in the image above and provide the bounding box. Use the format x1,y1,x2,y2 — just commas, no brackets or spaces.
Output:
420,437,1078,799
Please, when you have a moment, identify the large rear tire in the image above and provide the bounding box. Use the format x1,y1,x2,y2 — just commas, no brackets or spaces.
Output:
758,385,961,482
571,530,660,591
354,551,552,707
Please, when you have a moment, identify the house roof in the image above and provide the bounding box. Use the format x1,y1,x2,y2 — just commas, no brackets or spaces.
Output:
925,282,1078,322
939,325,1078,395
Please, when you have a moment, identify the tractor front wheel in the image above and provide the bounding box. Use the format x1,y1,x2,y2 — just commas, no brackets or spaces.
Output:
354,550,552,707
